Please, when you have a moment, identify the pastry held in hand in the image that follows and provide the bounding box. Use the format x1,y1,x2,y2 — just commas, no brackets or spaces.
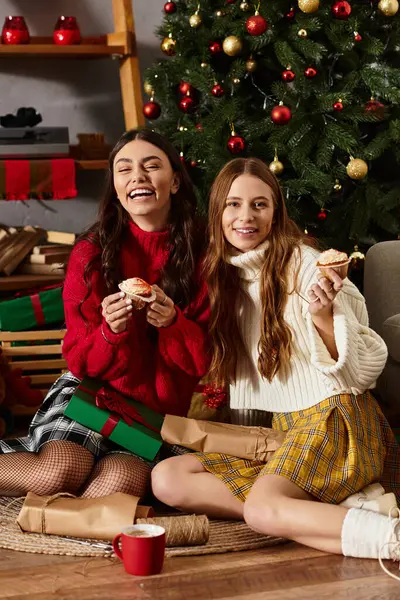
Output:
316,248,350,281
118,277,156,310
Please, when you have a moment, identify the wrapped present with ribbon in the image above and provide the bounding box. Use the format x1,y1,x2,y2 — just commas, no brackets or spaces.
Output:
0,286,64,331
64,378,164,460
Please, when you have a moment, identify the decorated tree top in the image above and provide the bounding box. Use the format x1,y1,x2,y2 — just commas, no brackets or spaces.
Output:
144,0,400,250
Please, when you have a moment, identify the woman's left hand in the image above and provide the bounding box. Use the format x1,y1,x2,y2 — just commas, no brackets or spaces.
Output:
307,268,343,317
146,284,177,328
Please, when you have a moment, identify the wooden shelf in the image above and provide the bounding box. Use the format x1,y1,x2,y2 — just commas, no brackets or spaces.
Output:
0,36,125,58
75,159,109,170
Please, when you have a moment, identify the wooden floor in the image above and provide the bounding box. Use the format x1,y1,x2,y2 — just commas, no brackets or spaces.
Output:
1,542,399,599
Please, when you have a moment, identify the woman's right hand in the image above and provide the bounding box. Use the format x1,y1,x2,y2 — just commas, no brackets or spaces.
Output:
101,291,132,334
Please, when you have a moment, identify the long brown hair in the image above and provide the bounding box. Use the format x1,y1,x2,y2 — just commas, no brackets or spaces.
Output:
205,158,315,386
76,129,202,309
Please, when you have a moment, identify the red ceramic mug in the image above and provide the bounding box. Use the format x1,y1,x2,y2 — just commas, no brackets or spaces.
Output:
112,524,165,576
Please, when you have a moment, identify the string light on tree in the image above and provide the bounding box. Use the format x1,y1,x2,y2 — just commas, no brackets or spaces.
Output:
271,102,292,125
200,61,208,68
164,2,177,14
332,1,352,19
246,57,257,72
346,157,368,180
282,68,296,82
269,150,284,175
304,67,317,78
232,77,241,84
160,34,176,56
227,125,246,154
298,0,320,13
378,0,399,15
143,80,154,96
223,35,243,56
298,28,308,37
333,99,344,111
246,9,268,36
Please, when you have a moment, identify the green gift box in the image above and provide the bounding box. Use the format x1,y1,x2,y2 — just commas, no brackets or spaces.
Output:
64,378,164,461
0,287,64,331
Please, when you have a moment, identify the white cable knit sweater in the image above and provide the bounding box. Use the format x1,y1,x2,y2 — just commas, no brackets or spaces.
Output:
228,242,388,413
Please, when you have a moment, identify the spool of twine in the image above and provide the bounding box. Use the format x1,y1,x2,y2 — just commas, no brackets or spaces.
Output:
136,514,209,547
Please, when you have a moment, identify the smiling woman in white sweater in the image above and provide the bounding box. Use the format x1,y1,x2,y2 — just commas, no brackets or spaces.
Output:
152,158,400,563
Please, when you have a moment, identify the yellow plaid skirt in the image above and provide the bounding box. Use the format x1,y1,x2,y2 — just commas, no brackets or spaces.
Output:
194,392,400,504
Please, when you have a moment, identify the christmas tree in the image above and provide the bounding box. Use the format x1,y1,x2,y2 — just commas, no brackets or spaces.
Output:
144,0,400,253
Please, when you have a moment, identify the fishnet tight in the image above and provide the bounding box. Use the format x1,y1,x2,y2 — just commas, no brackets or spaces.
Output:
0,441,151,499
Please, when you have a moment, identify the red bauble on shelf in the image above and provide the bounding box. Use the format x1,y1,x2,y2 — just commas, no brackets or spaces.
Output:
179,96,196,113
304,67,317,78
282,69,296,82
164,2,177,14
53,16,81,45
211,83,224,97
246,13,268,35
332,1,352,19
143,101,161,120
271,104,292,125
1,16,30,45
178,81,193,96
209,40,223,55
227,134,246,154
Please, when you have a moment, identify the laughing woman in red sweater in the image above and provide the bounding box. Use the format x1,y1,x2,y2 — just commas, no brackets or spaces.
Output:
0,130,210,498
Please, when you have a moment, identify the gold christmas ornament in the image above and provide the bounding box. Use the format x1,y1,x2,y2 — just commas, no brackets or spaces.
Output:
189,11,202,28
246,57,257,72
223,35,243,56
350,245,365,262
160,35,176,56
346,158,368,180
298,28,308,38
333,179,342,191
143,80,154,96
240,1,250,10
269,158,284,176
378,0,399,15
298,0,320,13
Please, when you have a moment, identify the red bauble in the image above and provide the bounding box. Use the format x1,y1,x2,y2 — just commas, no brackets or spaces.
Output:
195,123,203,131
53,16,81,45
211,83,224,97
1,16,30,44
333,101,344,111
227,0,237,3
209,40,223,54
227,135,246,154
246,14,268,36
271,104,292,125
282,69,296,82
179,96,196,113
190,160,197,167
304,67,317,78
286,8,296,20
365,99,385,119
164,1,177,14
178,81,193,96
180,153,186,163
354,32,362,42
143,101,161,120
332,1,352,19
317,210,327,221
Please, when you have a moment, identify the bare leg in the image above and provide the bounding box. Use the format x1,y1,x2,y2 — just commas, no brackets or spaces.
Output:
151,455,244,519
80,453,151,498
0,441,94,496
244,474,348,554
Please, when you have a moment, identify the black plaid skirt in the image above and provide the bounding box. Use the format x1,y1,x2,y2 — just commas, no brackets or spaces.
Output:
0,372,188,464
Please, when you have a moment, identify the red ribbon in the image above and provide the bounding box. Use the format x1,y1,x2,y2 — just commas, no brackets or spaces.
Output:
30,293,45,326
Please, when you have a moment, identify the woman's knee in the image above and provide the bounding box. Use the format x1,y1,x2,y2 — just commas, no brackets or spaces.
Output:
93,454,151,497
151,455,196,506
39,441,94,494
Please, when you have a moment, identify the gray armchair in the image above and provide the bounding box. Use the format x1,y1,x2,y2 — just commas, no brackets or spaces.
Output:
364,241,400,425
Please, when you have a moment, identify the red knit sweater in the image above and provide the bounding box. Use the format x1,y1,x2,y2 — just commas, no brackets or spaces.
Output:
62,220,210,416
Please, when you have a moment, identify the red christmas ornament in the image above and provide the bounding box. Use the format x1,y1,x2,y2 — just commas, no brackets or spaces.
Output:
227,0,237,3
282,69,296,82
53,16,81,45
143,101,161,120
227,134,246,154
209,40,223,55
164,1,177,14
286,8,296,20
304,67,317,78
195,122,203,131
1,16,30,45
246,13,268,36
178,81,193,96
271,104,292,125
354,32,362,42
365,99,385,119
333,101,344,111
180,153,186,163
190,160,197,168
179,96,196,113
332,1,352,19
317,209,327,221
211,83,224,97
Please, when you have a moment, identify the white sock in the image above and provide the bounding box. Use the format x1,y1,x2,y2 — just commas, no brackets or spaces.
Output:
341,507,399,559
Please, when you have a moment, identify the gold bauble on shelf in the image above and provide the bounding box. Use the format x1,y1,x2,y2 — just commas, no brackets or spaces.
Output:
346,158,368,180
378,0,399,16
143,80,154,96
246,57,257,72
189,12,202,28
160,36,176,56
223,35,243,56
298,0,320,13
298,29,308,38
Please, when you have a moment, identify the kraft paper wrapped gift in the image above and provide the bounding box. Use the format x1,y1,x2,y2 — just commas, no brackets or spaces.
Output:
161,415,285,462
17,492,154,541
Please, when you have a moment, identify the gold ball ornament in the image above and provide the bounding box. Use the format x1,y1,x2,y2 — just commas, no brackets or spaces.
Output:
240,1,250,10
346,158,368,180
143,80,154,96
160,36,176,56
349,245,365,270
378,0,399,16
189,12,202,28
269,158,284,176
246,58,257,72
298,0,320,13
223,35,243,56
333,179,342,191
298,29,308,38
